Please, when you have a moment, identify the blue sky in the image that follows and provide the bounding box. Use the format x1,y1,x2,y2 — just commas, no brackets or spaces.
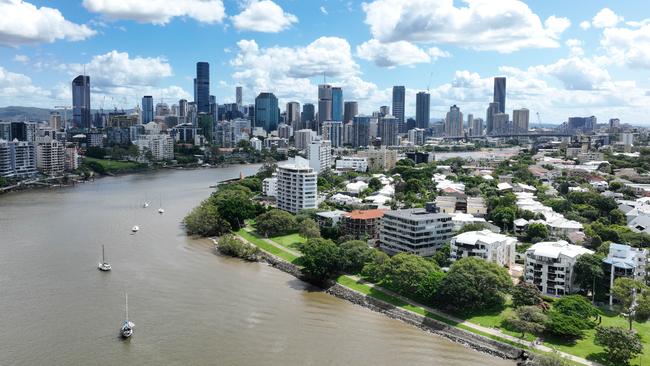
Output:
1,0,650,125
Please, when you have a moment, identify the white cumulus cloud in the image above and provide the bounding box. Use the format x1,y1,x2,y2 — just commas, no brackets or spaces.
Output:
600,22,650,69
592,8,623,29
13,54,29,63
232,0,297,33
361,0,570,53
356,39,437,67
82,0,226,25
0,0,95,46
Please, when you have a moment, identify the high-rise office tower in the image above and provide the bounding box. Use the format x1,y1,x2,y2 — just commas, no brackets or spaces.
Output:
331,87,343,121
378,106,390,117
378,115,399,146
466,114,473,131
512,108,530,133
470,118,484,136
318,84,333,126
493,77,506,113
493,113,510,134
72,75,91,129
195,62,210,113
322,121,342,148
445,105,463,137
286,102,300,127
392,86,405,132
236,86,243,107
255,92,279,132
142,96,154,124
415,92,430,129
486,102,499,135
343,101,358,123
352,115,371,148
178,99,188,118
301,103,315,130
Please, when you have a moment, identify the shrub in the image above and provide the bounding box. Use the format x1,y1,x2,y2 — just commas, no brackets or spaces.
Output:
217,234,259,260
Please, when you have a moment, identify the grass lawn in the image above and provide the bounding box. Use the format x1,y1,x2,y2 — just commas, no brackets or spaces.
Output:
84,157,141,171
236,228,300,264
269,233,306,252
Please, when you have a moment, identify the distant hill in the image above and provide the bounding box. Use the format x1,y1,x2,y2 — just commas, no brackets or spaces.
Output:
0,106,54,122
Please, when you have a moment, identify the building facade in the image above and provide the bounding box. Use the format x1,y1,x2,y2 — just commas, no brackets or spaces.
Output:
392,86,405,132
255,92,279,132
450,230,516,268
195,62,210,113
307,139,332,174
275,157,318,213
342,209,386,242
445,105,463,137
603,244,647,306
415,92,430,129
0,139,37,177
135,134,174,161
36,140,65,176
525,240,593,296
343,101,358,123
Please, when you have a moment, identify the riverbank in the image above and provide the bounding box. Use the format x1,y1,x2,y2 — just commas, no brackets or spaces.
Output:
230,233,530,363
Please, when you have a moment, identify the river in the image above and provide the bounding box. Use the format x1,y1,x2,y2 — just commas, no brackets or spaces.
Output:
0,166,512,366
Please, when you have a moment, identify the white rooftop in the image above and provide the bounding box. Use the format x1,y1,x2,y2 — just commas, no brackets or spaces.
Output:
453,230,516,246
527,240,593,259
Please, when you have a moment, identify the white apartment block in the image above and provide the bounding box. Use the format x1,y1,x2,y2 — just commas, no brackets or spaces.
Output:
307,139,331,174
294,129,315,151
335,156,368,172
36,139,65,176
358,146,398,172
64,147,81,171
603,243,647,306
450,230,517,268
276,157,318,213
525,240,593,296
379,204,454,257
407,128,425,146
262,176,277,197
135,134,174,161
0,139,37,178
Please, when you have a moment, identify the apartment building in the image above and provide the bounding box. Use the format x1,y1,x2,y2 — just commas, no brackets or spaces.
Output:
0,139,37,178
379,203,453,257
36,139,65,176
450,229,517,268
603,244,647,306
525,240,593,296
275,157,317,213
341,209,386,242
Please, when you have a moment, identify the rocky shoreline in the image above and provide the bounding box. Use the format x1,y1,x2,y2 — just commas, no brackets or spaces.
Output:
249,247,531,363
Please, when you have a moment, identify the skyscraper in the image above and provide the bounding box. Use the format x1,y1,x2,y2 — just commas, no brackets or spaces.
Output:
486,102,499,135
301,103,315,130
392,86,405,132
72,75,90,129
466,114,474,131
379,106,389,117
286,102,300,128
236,86,243,107
318,84,332,126
378,115,399,146
141,96,154,124
493,77,506,113
415,92,430,129
255,92,279,132
512,108,530,133
343,101,358,123
322,121,342,148
178,99,188,118
331,87,343,121
445,105,463,137
195,62,210,113
352,115,371,148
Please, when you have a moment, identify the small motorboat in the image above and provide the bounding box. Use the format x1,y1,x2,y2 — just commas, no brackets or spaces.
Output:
131,225,139,233
142,201,149,208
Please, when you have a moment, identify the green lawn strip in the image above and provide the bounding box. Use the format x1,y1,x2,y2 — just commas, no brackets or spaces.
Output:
236,229,299,263
269,233,306,252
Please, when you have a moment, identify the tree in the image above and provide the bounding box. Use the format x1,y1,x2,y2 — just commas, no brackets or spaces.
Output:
437,257,513,311
504,305,547,338
512,281,544,308
339,240,375,274
360,250,390,282
594,326,643,366
300,238,342,282
256,161,277,179
217,234,259,260
530,352,570,366
299,218,321,239
526,223,548,242
209,188,260,230
456,223,489,234
368,177,382,191
573,254,604,302
183,202,232,237
381,253,445,304
612,277,650,330
545,311,588,339
432,243,451,267
254,209,297,237
85,146,106,159
489,206,517,231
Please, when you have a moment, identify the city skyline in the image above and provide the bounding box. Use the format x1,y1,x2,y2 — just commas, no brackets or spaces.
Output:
1,1,650,125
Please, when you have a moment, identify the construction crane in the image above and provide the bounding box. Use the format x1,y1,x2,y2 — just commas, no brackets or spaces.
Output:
54,105,71,132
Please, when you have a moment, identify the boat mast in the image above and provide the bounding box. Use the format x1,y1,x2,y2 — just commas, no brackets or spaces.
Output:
102,245,105,263
125,293,129,322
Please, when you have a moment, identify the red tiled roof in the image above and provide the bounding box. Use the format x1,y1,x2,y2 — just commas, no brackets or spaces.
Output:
344,209,387,220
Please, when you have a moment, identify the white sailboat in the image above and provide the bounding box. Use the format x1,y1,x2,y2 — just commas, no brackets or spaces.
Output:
142,193,150,208
98,245,111,271
131,225,140,233
120,293,134,338
158,194,164,214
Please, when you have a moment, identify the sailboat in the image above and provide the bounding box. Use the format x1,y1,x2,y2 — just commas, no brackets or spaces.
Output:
142,193,150,208
120,293,134,338
98,245,111,271
131,205,140,232
158,194,164,215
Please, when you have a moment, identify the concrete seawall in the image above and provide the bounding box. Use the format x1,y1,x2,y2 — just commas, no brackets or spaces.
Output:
252,249,527,362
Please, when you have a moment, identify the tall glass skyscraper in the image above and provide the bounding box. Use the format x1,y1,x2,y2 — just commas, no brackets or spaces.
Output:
392,86,405,132
331,87,343,121
142,96,154,124
445,105,463,137
195,62,210,114
318,84,332,126
72,75,91,129
415,92,430,129
301,103,315,131
343,101,358,123
236,86,243,107
255,92,279,132
493,77,506,113
352,115,371,148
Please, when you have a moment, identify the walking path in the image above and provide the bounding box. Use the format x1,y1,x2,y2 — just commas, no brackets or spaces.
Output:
236,229,601,366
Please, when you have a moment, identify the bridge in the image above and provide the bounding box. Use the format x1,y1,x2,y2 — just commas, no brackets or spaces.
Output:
441,132,572,141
